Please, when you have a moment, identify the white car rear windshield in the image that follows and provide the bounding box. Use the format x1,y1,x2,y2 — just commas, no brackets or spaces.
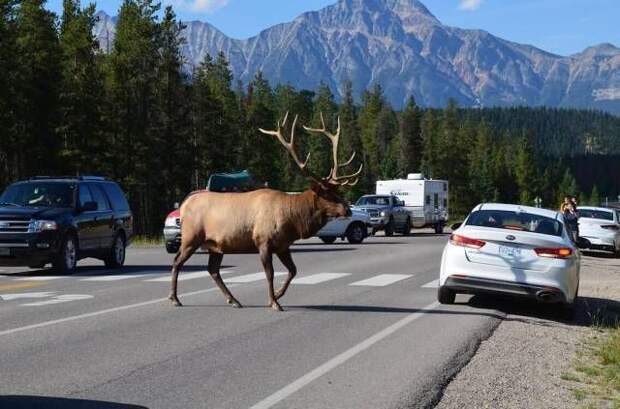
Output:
578,209,614,221
466,210,563,237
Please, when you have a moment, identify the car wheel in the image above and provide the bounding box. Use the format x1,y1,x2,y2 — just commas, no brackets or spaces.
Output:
320,237,337,244
347,223,365,244
437,286,456,304
105,233,126,268
385,218,395,237
52,234,78,274
166,242,179,254
402,218,412,236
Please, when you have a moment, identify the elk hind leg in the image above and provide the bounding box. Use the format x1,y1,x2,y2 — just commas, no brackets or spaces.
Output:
259,247,282,312
169,242,199,307
208,252,242,308
274,249,297,301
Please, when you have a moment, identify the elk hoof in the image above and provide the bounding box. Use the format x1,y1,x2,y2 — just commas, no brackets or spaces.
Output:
270,301,284,312
228,299,243,308
168,294,183,307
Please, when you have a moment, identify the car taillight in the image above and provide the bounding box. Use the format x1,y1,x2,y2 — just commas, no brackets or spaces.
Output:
534,247,573,258
450,234,486,249
601,225,619,231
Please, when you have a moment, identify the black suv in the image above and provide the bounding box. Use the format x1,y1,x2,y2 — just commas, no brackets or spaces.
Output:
0,176,133,273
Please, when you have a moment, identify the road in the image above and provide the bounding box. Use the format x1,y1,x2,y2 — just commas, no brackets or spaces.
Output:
0,231,502,409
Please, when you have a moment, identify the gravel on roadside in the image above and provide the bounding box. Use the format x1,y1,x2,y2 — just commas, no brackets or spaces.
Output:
435,252,620,409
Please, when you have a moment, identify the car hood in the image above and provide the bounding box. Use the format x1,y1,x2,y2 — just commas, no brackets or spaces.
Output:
0,205,70,220
353,205,390,212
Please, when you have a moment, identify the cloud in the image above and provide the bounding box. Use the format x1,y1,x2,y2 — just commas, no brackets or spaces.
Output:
459,0,483,11
170,0,229,13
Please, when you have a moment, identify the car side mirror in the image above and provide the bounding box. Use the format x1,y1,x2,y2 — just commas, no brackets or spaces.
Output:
451,222,462,230
80,201,97,212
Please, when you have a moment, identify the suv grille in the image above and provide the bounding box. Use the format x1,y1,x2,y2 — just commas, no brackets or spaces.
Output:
0,218,31,233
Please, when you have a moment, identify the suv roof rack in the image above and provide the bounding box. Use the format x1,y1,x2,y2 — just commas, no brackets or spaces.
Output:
29,176,107,181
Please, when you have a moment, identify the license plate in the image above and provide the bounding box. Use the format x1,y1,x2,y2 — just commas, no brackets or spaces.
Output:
499,245,521,257
0,248,10,256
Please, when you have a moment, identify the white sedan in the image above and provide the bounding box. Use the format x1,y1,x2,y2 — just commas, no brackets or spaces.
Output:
577,206,620,256
438,203,580,312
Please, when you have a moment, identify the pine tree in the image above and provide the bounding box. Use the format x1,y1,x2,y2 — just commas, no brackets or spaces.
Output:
468,122,495,204
396,96,422,177
514,136,538,206
14,0,62,176
589,185,601,206
358,84,384,182
420,110,439,179
338,80,365,199
556,168,578,206
376,105,398,179
0,0,19,186
308,83,338,180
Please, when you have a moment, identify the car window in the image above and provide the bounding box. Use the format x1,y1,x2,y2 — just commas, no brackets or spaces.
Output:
356,196,391,206
578,209,614,221
78,185,94,208
0,182,76,208
101,182,130,211
465,209,563,237
88,184,111,211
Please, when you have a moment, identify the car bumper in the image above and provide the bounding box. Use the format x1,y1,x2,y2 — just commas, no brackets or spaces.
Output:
0,232,62,266
369,217,389,228
581,234,617,248
163,227,181,244
439,243,579,303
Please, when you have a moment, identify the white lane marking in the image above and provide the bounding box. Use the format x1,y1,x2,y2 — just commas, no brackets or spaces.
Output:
349,274,412,287
293,273,351,285
250,301,440,409
14,276,66,281
145,270,234,283
81,274,151,282
22,294,94,307
0,291,57,301
224,272,287,283
0,286,236,337
422,279,439,288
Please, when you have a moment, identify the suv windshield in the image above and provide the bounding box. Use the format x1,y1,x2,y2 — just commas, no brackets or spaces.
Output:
356,196,391,206
0,182,76,208
578,209,614,221
465,209,563,237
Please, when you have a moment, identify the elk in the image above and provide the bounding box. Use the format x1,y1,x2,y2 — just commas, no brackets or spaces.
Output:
169,113,362,311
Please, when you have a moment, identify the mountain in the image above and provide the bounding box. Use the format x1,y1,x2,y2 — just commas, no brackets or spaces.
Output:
94,0,620,112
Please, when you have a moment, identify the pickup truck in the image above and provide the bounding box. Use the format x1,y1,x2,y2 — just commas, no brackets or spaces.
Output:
352,194,411,236
317,209,373,244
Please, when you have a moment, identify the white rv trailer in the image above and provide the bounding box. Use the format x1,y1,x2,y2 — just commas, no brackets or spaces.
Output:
376,173,449,233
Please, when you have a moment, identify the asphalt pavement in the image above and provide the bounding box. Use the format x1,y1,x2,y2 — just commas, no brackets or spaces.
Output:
0,231,503,409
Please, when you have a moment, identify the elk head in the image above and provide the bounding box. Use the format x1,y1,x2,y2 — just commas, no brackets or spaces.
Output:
259,112,363,219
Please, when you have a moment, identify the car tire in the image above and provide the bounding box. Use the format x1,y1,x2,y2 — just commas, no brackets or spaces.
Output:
437,286,456,304
385,218,395,237
402,218,412,236
320,237,337,244
104,233,126,268
52,234,78,274
346,223,366,244
166,242,179,254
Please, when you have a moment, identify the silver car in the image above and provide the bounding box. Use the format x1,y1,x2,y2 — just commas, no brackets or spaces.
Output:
578,206,620,256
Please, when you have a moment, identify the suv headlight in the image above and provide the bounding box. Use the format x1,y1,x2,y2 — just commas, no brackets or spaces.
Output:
165,217,179,228
29,220,58,232
380,211,387,217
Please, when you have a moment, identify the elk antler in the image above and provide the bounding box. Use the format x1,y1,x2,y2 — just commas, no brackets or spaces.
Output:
303,112,363,186
259,113,324,186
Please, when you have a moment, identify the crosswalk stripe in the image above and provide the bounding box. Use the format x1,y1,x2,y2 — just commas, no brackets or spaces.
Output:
422,279,439,288
80,274,151,282
293,273,350,285
349,274,412,287
145,270,234,283
14,276,66,281
224,272,287,283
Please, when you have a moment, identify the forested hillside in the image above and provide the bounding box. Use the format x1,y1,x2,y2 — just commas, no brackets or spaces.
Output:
1,0,619,235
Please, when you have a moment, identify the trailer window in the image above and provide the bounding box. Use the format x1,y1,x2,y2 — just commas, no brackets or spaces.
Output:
425,195,430,205
443,183,447,192
434,193,439,209
443,198,447,208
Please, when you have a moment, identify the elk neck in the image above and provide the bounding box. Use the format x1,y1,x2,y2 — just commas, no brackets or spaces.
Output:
285,189,329,239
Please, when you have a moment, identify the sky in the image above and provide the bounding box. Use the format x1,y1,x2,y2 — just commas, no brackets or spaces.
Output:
46,0,620,56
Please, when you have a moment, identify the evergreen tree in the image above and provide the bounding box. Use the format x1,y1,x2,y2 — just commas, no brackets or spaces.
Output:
358,84,384,182
376,104,398,179
420,110,439,178
556,168,578,206
308,83,338,180
514,136,538,205
468,122,494,204
589,185,601,206
0,0,19,186
338,80,364,199
396,96,422,177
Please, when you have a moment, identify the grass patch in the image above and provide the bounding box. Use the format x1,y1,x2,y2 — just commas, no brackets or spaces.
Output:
569,325,620,408
131,235,164,247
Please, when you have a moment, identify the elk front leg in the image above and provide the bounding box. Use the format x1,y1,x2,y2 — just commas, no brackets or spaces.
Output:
169,242,199,307
259,247,282,311
208,252,242,308
274,249,297,301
